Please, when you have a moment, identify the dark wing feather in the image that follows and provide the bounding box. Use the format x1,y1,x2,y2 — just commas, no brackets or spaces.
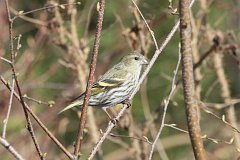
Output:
71,78,125,102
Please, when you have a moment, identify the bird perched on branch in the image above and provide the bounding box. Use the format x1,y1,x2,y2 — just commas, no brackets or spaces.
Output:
58,51,148,119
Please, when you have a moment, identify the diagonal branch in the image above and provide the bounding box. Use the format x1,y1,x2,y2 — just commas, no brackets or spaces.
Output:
2,78,15,139
0,76,73,159
148,46,181,160
73,0,105,159
0,137,25,160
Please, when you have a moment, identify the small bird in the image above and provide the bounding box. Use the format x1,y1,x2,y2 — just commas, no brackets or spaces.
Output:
58,51,148,119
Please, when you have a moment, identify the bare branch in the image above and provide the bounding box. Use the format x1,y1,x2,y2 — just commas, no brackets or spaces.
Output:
4,0,44,158
193,36,219,69
23,94,54,107
0,76,73,159
0,137,25,160
11,2,81,21
109,133,152,145
204,99,240,109
179,0,206,159
73,0,105,159
84,0,98,38
200,104,240,133
2,78,15,138
165,124,236,147
130,0,159,50
212,52,240,148
0,57,12,64
148,46,181,160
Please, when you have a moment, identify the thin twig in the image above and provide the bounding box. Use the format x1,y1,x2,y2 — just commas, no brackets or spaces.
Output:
130,0,159,50
14,34,22,58
204,99,240,109
23,94,54,107
0,76,73,159
109,133,152,145
164,124,189,133
165,124,236,147
2,32,22,138
10,8,47,26
2,78,15,138
105,136,129,149
0,137,25,160
175,35,219,86
0,56,12,64
179,0,206,158
4,0,44,159
148,46,181,160
140,80,169,160
84,0,98,38
73,0,105,159
88,0,196,159
200,105,240,133
193,37,219,69
11,2,81,21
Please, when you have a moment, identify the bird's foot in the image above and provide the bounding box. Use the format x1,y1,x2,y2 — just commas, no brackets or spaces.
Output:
121,99,131,108
108,118,118,127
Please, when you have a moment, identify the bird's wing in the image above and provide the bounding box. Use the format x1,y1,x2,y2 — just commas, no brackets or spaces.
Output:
92,78,125,94
58,65,128,114
70,77,125,102
58,78,125,114
91,63,128,93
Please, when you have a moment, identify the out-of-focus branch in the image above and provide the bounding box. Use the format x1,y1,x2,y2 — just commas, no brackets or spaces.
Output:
212,48,240,150
0,137,24,160
204,99,240,109
4,0,44,159
10,8,47,26
148,47,181,160
2,78,15,138
0,76,73,159
179,0,206,159
3,34,21,139
73,0,105,159
193,37,219,69
140,81,169,160
175,36,220,86
165,124,236,146
200,103,240,133
0,56,12,64
88,0,197,159
83,0,97,38
191,10,203,98
131,0,159,50
11,2,81,21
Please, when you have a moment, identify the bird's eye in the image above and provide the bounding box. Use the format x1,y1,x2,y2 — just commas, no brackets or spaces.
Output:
134,57,139,60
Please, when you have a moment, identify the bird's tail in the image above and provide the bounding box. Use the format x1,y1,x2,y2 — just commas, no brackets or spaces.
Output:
58,99,83,114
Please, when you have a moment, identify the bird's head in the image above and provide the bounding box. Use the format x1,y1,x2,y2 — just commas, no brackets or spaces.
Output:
121,52,148,68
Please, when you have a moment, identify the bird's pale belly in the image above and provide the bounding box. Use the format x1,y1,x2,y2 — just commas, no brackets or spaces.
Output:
89,83,135,107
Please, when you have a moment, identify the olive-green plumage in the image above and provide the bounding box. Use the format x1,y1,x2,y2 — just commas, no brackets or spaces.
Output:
58,51,148,114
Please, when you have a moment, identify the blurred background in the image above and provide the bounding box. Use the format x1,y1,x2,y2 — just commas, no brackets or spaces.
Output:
0,0,240,159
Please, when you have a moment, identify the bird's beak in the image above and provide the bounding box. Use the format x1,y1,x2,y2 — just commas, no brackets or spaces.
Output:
143,59,149,65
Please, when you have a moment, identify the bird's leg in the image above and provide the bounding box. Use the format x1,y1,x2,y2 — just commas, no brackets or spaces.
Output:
121,99,131,108
102,107,117,126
